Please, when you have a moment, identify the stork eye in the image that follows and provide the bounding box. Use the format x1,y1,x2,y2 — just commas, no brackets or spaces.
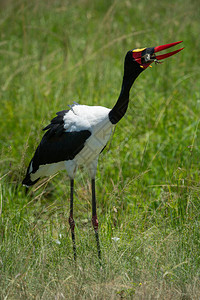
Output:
143,53,151,62
141,53,156,64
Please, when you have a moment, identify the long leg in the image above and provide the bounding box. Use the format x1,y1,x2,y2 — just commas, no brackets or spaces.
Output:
68,179,76,261
91,178,101,260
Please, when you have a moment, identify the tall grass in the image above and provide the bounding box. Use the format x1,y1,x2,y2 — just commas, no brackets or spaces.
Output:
0,0,200,298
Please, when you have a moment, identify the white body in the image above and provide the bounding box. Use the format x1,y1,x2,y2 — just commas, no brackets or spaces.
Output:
30,103,114,181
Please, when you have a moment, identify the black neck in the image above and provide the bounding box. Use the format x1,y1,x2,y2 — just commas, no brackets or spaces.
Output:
109,62,143,124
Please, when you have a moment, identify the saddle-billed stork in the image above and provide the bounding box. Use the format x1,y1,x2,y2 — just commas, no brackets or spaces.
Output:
22,41,183,261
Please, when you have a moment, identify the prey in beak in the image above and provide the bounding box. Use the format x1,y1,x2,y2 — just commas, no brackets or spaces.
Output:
132,41,184,69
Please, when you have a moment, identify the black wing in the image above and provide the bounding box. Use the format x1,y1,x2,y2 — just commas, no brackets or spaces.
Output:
42,110,70,138
22,110,91,186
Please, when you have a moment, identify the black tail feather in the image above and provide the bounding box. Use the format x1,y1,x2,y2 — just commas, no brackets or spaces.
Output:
22,174,40,187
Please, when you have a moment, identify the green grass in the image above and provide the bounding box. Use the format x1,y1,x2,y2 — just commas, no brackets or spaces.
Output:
0,0,200,298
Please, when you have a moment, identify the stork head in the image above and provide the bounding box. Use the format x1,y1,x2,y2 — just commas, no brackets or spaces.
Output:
124,41,184,77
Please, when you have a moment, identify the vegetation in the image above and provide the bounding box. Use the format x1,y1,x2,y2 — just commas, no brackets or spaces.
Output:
0,0,200,298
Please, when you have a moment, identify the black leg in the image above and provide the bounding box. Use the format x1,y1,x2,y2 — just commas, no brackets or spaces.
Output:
91,178,101,261
68,179,76,261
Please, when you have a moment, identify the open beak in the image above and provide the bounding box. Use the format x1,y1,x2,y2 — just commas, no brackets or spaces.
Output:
132,41,184,69
154,41,184,61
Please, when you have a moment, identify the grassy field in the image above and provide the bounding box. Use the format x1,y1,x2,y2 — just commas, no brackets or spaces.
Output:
0,0,200,298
